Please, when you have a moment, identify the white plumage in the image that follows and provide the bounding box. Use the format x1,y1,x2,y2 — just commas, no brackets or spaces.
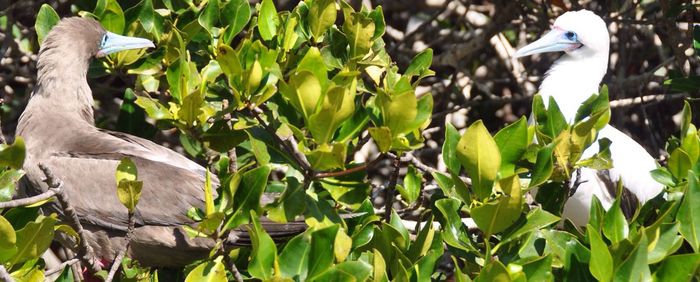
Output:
514,10,664,226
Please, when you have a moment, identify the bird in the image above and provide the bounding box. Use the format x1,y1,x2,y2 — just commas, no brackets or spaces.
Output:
513,10,664,226
16,17,304,267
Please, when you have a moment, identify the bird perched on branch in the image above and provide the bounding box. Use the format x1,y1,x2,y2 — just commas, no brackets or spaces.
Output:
16,17,304,267
514,10,664,226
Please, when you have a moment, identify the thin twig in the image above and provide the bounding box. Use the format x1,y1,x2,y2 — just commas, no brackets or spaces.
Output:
0,188,58,209
38,163,103,273
314,154,385,179
229,261,244,282
44,258,80,277
105,211,136,282
249,108,312,173
0,264,13,282
0,98,6,145
384,154,402,222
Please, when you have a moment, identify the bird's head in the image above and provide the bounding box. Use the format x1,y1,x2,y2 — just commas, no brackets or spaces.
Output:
40,17,154,62
514,10,609,60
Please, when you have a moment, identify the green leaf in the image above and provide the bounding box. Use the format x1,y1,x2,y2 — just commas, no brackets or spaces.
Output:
115,157,137,184
0,170,24,202
279,233,311,280
35,4,60,45
307,142,347,170
134,96,173,120
474,260,510,282
204,170,215,217
443,122,462,175
221,0,251,44
494,117,528,177
296,47,329,89
198,0,220,35
257,0,279,41
179,91,204,127
342,11,375,58
678,171,700,252
500,208,559,246
363,128,389,154
587,224,613,282
10,215,57,264
285,71,323,119
456,120,500,200
614,233,650,282
94,0,125,33
647,223,683,264
435,198,473,252
653,254,700,281
681,100,692,141
650,168,675,187
248,210,278,280
471,175,522,235
224,165,270,229
521,255,553,281
185,256,227,282
116,179,143,212
0,137,25,170
0,215,16,263
397,165,421,204
404,48,433,78
602,199,628,244
308,0,337,41
529,143,555,188
314,261,372,282
307,225,339,280
309,84,356,144
117,88,156,138
533,95,567,140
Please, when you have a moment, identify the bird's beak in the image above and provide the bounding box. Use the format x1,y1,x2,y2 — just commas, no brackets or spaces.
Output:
513,29,581,58
96,31,155,57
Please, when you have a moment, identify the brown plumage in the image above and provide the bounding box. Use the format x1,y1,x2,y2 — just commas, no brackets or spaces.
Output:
17,17,304,267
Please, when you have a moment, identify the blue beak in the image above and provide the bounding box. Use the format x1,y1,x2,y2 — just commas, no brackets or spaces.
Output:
514,29,582,58
96,31,154,57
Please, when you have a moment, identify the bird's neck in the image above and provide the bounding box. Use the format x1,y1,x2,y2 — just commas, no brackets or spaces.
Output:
30,48,95,124
538,53,608,122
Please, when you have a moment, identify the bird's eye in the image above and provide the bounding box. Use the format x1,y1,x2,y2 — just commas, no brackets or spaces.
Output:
565,31,577,41
100,34,108,47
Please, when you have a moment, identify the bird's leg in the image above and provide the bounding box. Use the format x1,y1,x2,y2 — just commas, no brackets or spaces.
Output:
568,168,587,198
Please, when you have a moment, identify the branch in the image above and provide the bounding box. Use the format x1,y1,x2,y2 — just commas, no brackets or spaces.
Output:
44,258,79,277
249,107,312,173
0,98,6,145
105,211,136,282
0,264,13,282
0,188,58,209
314,154,385,179
384,154,402,222
37,164,103,273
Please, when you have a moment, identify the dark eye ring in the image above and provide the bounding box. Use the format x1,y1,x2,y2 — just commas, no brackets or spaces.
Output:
565,31,577,41
101,34,108,47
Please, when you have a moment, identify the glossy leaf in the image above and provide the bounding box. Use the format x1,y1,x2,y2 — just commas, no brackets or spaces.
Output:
35,4,60,45
587,224,612,282
225,165,270,229
257,0,279,41
307,225,339,280
198,0,220,35
0,137,25,170
185,256,227,282
397,165,421,204
10,215,57,264
443,122,462,175
308,0,337,41
221,0,251,43
494,117,528,176
248,211,278,280
678,171,700,252
471,175,522,235
456,120,500,200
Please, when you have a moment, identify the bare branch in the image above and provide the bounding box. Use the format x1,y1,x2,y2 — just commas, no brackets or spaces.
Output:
384,154,402,222
105,211,136,282
37,163,103,273
0,188,58,209
44,258,80,277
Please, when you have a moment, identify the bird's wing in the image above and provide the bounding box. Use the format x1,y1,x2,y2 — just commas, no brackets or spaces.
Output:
586,126,664,202
38,127,213,228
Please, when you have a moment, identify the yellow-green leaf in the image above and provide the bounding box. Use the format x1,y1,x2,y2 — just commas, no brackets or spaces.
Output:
456,120,500,200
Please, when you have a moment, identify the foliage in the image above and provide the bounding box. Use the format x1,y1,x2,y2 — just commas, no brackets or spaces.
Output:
0,0,699,281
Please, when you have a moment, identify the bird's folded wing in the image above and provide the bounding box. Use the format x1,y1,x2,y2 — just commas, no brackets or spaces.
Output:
41,127,214,228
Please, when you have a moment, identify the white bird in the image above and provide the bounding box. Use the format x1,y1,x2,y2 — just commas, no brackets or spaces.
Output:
514,10,664,226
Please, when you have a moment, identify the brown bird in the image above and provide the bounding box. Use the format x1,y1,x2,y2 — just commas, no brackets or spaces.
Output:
16,17,304,267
